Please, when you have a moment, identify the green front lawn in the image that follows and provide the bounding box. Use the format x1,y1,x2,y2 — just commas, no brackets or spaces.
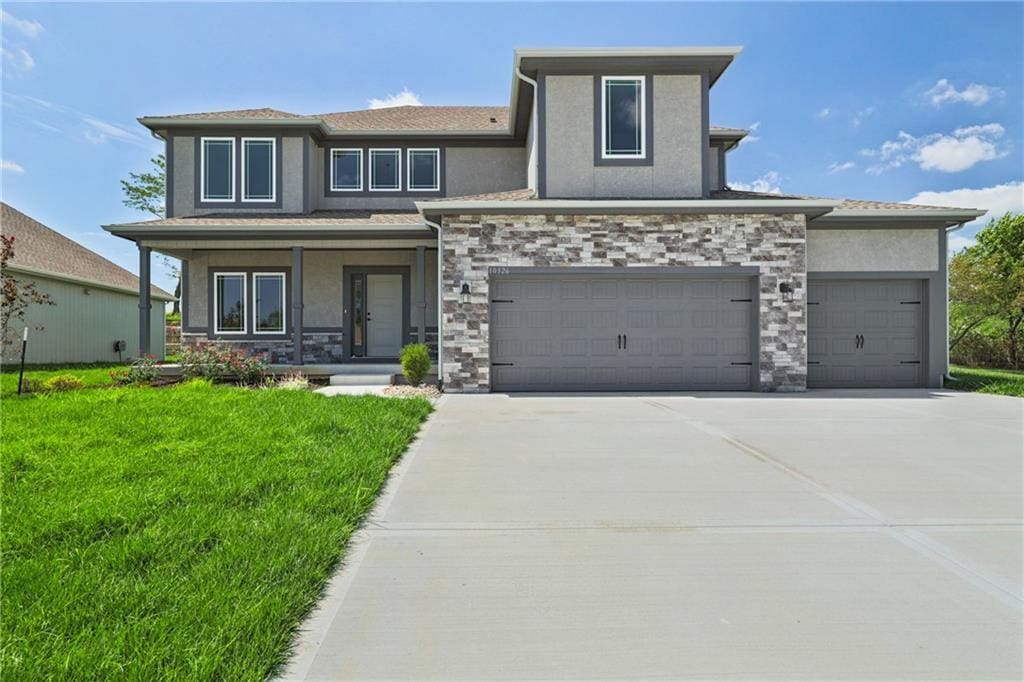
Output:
948,365,1024,397
1,382,431,679
1,363,124,396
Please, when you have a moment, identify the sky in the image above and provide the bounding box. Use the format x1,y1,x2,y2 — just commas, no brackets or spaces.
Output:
1,1,1022,293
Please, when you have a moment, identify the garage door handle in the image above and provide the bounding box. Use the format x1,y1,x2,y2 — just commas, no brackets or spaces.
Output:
899,360,921,365
899,301,921,305
491,299,514,303
623,334,627,349
491,362,514,366
617,334,622,349
730,298,752,303
730,362,752,366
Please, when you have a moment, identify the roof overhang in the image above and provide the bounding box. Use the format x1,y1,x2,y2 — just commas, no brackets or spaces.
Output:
810,208,986,229
709,130,747,151
418,197,838,220
102,222,432,242
514,46,742,85
5,263,176,301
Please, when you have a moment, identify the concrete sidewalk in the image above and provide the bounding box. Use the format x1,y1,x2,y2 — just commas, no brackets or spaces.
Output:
282,390,1023,680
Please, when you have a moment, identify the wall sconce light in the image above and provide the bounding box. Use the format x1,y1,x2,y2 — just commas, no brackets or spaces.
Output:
779,282,795,303
459,283,471,305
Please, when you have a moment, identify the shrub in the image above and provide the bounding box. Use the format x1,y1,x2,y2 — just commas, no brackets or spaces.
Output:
179,343,269,385
20,378,42,394
400,343,431,387
275,372,310,391
112,355,161,386
42,375,85,392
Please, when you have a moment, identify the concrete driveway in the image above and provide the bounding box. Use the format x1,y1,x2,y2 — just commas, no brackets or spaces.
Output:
284,390,1023,680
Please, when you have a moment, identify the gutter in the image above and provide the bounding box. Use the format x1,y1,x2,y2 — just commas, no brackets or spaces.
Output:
5,263,176,302
417,198,840,219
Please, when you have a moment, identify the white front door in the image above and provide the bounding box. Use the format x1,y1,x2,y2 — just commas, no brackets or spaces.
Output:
366,274,403,357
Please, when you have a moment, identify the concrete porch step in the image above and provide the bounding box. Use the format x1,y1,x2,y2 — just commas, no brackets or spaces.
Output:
329,373,394,386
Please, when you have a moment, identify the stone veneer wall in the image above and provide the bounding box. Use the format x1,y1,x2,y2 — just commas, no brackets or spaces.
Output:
441,213,808,392
180,333,344,364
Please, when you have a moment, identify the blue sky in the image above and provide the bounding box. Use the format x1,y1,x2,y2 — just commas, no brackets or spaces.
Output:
2,1,1021,292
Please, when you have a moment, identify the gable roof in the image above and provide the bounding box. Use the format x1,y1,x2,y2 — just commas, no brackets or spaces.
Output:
2,203,175,300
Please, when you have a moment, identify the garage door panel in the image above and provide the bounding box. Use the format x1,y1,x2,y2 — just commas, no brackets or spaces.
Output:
808,278,924,388
490,273,755,392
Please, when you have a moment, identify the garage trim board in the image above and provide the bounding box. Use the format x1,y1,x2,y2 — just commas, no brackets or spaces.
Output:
487,267,760,392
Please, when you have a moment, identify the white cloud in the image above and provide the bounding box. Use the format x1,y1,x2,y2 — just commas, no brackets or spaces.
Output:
827,161,856,174
1,160,25,174
2,46,34,72
367,88,422,109
851,107,874,128
0,9,43,38
4,92,153,149
739,121,761,145
925,79,1004,107
816,107,831,119
862,123,1007,174
907,182,1024,252
731,171,783,194
82,116,141,144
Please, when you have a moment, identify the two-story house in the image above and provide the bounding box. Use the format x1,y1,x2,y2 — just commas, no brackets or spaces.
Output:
105,47,984,392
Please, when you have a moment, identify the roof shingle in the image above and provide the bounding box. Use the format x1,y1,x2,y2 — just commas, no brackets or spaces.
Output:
2,203,174,299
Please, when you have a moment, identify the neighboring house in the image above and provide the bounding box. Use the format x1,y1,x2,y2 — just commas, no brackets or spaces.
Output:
2,203,173,364
104,47,984,391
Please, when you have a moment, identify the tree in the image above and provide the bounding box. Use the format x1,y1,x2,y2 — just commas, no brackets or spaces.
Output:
949,213,1024,368
121,154,181,314
1,235,55,354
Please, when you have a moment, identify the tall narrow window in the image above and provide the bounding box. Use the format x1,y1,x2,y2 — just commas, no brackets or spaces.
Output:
242,138,275,202
369,149,401,191
407,148,440,191
202,138,235,201
601,76,645,159
253,273,286,334
331,148,362,191
214,273,246,334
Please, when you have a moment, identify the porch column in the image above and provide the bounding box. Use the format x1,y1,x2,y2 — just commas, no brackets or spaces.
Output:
416,245,427,344
292,247,303,364
138,245,151,357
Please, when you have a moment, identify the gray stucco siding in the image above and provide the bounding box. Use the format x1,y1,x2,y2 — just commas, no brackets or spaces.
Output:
170,134,304,216
185,249,437,332
807,228,939,272
445,147,527,198
543,74,703,198
2,274,165,364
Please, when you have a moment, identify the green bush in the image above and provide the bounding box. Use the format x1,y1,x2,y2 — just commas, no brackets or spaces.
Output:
112,356,161,386
179,343,269,384
400,343,431,386
42,375,85,392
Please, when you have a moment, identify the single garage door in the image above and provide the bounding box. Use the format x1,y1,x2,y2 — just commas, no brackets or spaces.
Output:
807,279,925,388
489,271,756,391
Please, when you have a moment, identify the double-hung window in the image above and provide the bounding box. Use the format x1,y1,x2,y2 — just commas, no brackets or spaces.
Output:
601,76,646,159
330,148,363,191
242,138,276,202
407,148,440,191
253,273,286,334
201,138,235,202
214,273,246,334
369,149,401,191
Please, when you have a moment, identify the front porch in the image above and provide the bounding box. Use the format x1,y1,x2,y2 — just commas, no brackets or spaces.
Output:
131,231,439,366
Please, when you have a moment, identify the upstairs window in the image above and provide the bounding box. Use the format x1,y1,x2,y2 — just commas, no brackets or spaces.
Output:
601,76,645,159
201,138,235,202
407,148,440,191
242,138,276,202
369,149,401,191
330,149,363,191
253,273,286,334
214,273,246,334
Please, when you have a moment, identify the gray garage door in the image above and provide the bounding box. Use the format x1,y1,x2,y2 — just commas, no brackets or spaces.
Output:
807,279,924,388
489,271,756,391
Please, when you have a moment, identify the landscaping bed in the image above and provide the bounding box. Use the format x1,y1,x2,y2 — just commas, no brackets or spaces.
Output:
1,381,432,679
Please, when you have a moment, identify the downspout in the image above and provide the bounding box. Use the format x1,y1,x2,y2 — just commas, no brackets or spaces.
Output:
515,67,538,192
422,216,443,388
943,219,971,385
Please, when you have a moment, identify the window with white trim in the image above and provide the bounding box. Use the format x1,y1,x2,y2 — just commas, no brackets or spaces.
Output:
407,148,440,191
330,148,362,191
201,138,235,201
253,273,286,334
214,273,246,333
601,76,645,159
369,149,401,191
242,138,276,202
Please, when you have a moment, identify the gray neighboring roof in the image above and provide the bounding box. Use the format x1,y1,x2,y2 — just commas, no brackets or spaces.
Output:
2,203,174,300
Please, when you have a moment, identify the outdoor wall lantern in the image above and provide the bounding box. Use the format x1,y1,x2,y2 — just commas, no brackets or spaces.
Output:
459,283,472,305
779,282,795,303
